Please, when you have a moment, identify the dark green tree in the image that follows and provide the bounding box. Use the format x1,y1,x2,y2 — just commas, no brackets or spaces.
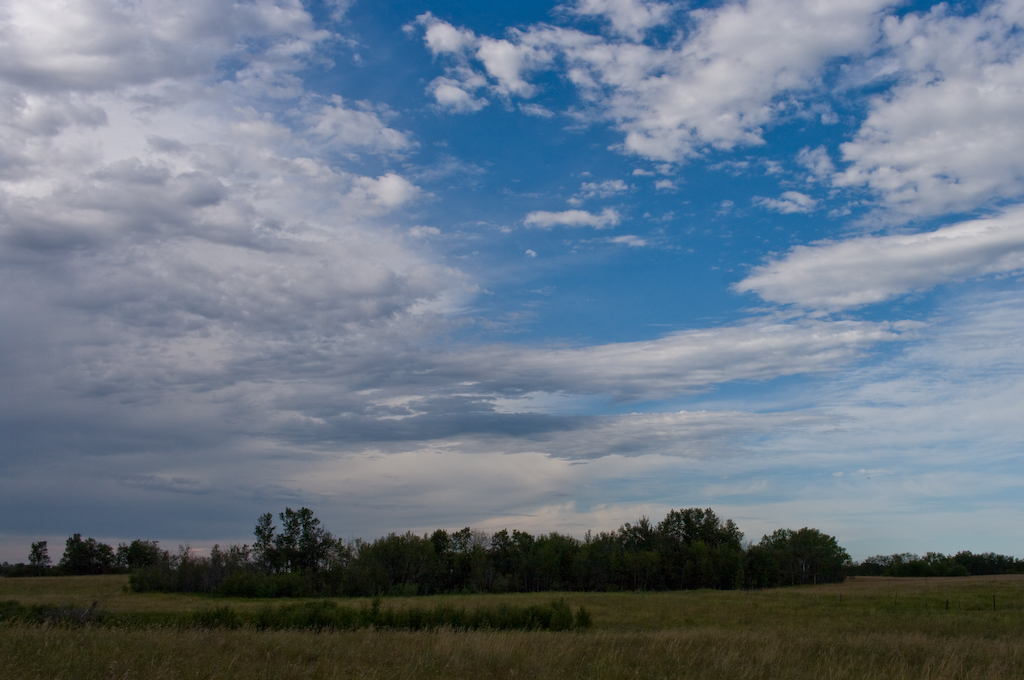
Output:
757,527,850,585
658,508,744,590
59,534,116,575
253,512,278,572
28,541,50,569
116,539,163,570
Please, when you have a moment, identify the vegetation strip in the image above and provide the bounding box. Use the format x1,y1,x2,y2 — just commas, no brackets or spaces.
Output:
6,506,1021,598
0,597,592,632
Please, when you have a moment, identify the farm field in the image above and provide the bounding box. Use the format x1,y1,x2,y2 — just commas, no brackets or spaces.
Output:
1,574,1022,679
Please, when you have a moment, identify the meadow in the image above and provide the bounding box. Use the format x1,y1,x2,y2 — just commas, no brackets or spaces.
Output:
1,574,1022,679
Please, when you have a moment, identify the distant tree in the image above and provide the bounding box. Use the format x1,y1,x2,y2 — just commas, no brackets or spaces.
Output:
29,541,51,569
742,544,779,589
59,534,117,575
252,507,335,575
757,527,850,586
279,507,333,573
116,540,163,570
253,512,278,572
658,508,744,590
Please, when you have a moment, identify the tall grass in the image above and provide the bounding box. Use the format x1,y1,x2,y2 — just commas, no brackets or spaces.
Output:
2,625,1022,679
1,574,1021,679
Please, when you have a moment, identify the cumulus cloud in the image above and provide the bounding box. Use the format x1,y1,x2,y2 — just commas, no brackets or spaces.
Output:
410,12,553,109
579,179,629,198
0,0,467,517
797,145,835,180
568,179,629,204
410,0,1021,225
411,0,893,162
735,206,1024,310
428,75,490,112
835,2,1024,219
347,173,423,214
753,191,818,214
419,15,477,55
306,97,414,155
409,225,441,238
565,0,676,41
524,207,621,229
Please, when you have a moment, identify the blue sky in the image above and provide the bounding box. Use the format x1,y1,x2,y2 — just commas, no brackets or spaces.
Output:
2,0,1023,562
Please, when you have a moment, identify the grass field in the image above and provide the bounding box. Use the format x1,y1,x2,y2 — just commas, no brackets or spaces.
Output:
2,574,1022,679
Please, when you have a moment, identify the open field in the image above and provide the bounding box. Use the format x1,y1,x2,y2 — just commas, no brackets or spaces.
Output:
2,575,1022,679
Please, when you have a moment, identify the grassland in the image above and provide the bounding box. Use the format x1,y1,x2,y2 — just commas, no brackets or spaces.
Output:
2,574,1022,679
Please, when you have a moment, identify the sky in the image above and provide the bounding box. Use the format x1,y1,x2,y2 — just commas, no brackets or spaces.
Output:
2,0,1023,563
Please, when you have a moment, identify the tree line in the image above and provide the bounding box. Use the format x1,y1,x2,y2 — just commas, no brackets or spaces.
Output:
848,551,1024,578
3,507,1019,594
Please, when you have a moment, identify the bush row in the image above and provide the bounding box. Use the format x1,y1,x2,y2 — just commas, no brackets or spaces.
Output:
0,598,591,632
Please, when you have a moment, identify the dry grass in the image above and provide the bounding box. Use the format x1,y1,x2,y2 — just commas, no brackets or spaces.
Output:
1,575,1022,679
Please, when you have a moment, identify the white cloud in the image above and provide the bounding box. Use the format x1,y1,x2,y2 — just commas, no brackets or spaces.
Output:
411,13,553,105
525,249,538,257
347,173,423,214
520,103,555,117
305,97,413,156
735,205,1024,311
409,225,441,238
569,179,629,204
428,74,490,112
413,0,893,163
475,36,552,98
797,145,835,180
419,14,477,55
565,0,676,41
324,0,354,22
654,179,676,191
0,0,470,505
609,234,647,247
445,318,908,400
835,2,1024,219
753,191,817,214
524,207,621,229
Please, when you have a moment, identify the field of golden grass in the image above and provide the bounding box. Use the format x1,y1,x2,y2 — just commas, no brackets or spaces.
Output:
2,574,1022,679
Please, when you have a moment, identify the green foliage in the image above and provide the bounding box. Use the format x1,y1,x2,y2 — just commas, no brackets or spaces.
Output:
0,599,108,626
58,535,117,575
192,605,241,629
851,550,1024,577
116,540,162,570
29,541,50,569
0,594,592,633
4,580,1024,680
119,507,857,595
756,527,850,586
47,505,1020,597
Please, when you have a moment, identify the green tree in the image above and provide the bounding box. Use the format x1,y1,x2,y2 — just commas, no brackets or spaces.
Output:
658,508,744,590
253,512,278,572
258,507,334,574
28,541,50,569
757,527,850,586
59,534,116,575
116,539,163,570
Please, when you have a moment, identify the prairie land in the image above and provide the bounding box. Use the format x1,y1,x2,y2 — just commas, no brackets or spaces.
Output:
1,574,1022,679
